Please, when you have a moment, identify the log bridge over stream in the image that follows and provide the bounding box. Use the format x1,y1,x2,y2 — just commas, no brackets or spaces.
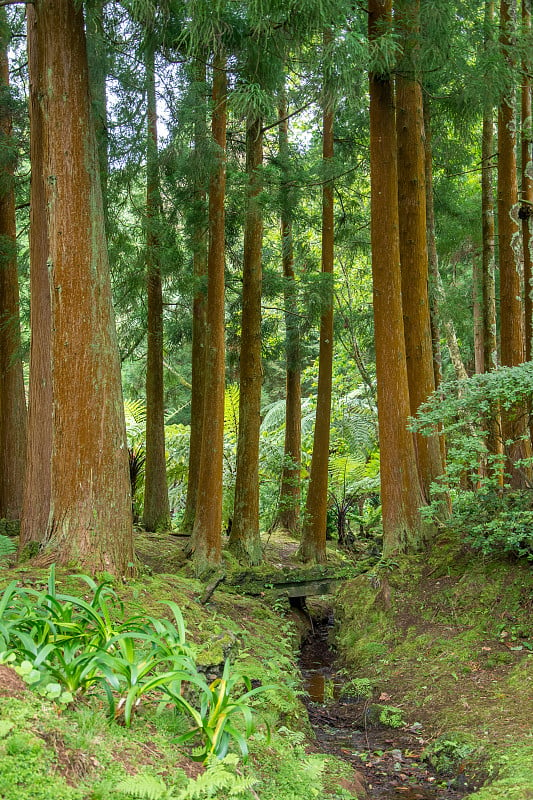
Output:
225,565,359,601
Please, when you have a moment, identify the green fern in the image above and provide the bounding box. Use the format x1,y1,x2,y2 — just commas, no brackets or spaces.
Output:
116,756,257,800
0,535,16,562
115,774,174,799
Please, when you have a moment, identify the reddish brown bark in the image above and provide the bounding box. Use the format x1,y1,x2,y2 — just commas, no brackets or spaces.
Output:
0,9,27,521
369,0,427,556
522,0,533,360
481,2,503,476
19,4,51,552
274,89,301,535
143,36,170,531
498,0,531,486
229,114,264,565
396,0,442,503
33,0,134,574
182,59,208,537
191,48,227,571
298,33,334,565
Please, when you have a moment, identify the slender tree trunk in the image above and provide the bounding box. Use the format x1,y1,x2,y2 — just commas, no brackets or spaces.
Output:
396,0,442,503
182,58,208,537
522,0,533,359
482,88,498,371
229,114,263,565
369,0,427,557
19,4,51,553
0,9,27,521
298,31,334,564
423,101,444,391
143,35,170,531
85,0,108,225
444,320,469,381
498,0,531,486
191,48,227,572
481,1,504,476
274,88,301,534
473,256,485,373
33,0,134,575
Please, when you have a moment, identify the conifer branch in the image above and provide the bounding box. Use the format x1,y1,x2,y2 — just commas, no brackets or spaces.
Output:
261,101,314,134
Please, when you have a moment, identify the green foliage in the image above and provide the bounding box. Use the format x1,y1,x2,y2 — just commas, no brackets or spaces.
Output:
423,733,476,776
117,754,257,799
0,535,16,563
0,568,269,760
166,658,272,761
413,363,533,561
446,491,533,562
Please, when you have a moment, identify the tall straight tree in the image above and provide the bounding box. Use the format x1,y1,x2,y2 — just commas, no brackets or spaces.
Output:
143,31,170,531
369,0,426,556
481,0,503,476
19,3,51,552
30,0,134,574
521,0,533,359
191,45,227,571
298,30,335,564
229,107,264,565
395,0,442,502
498,0,531,485
0,9,26,521
273,86,302,534
182,58,208,537
482,2,498,373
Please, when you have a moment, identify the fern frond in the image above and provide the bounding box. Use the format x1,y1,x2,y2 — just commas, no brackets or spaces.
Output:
115,774,170,800
124,399,147,425
176,756,257,800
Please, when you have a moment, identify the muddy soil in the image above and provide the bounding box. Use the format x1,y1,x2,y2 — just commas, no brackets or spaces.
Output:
300,615,473,800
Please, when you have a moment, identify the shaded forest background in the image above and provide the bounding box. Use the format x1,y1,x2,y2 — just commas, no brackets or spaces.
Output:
0,0,532,577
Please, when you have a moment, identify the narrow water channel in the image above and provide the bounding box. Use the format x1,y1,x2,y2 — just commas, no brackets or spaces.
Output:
299,611,469,800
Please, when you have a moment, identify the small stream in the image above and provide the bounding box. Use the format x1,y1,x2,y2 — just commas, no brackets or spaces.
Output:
299,612,470,800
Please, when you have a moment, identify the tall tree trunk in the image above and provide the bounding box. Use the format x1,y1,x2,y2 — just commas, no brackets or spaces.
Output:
369,0,427,557
481,1,503,476
522,0,533,359
143,35,170,531
0,9,27,521
473,256,485,373
423,101,444,395
229,114,263,565
396,0,442,503
274,88,301,535
85,0,108,225
191,47,227,572
498,0,531,486
298,31,334,564
182,58,208,537
33,0,134,575
19,4,51,553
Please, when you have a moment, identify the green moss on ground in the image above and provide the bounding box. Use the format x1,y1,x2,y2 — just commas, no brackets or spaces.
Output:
334,538,533,799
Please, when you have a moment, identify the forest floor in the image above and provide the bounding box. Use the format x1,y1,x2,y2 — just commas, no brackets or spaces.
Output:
0,529,531,799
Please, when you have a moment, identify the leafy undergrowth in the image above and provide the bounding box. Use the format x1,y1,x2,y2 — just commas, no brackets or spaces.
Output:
0,552,362,800
334,537,533,799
